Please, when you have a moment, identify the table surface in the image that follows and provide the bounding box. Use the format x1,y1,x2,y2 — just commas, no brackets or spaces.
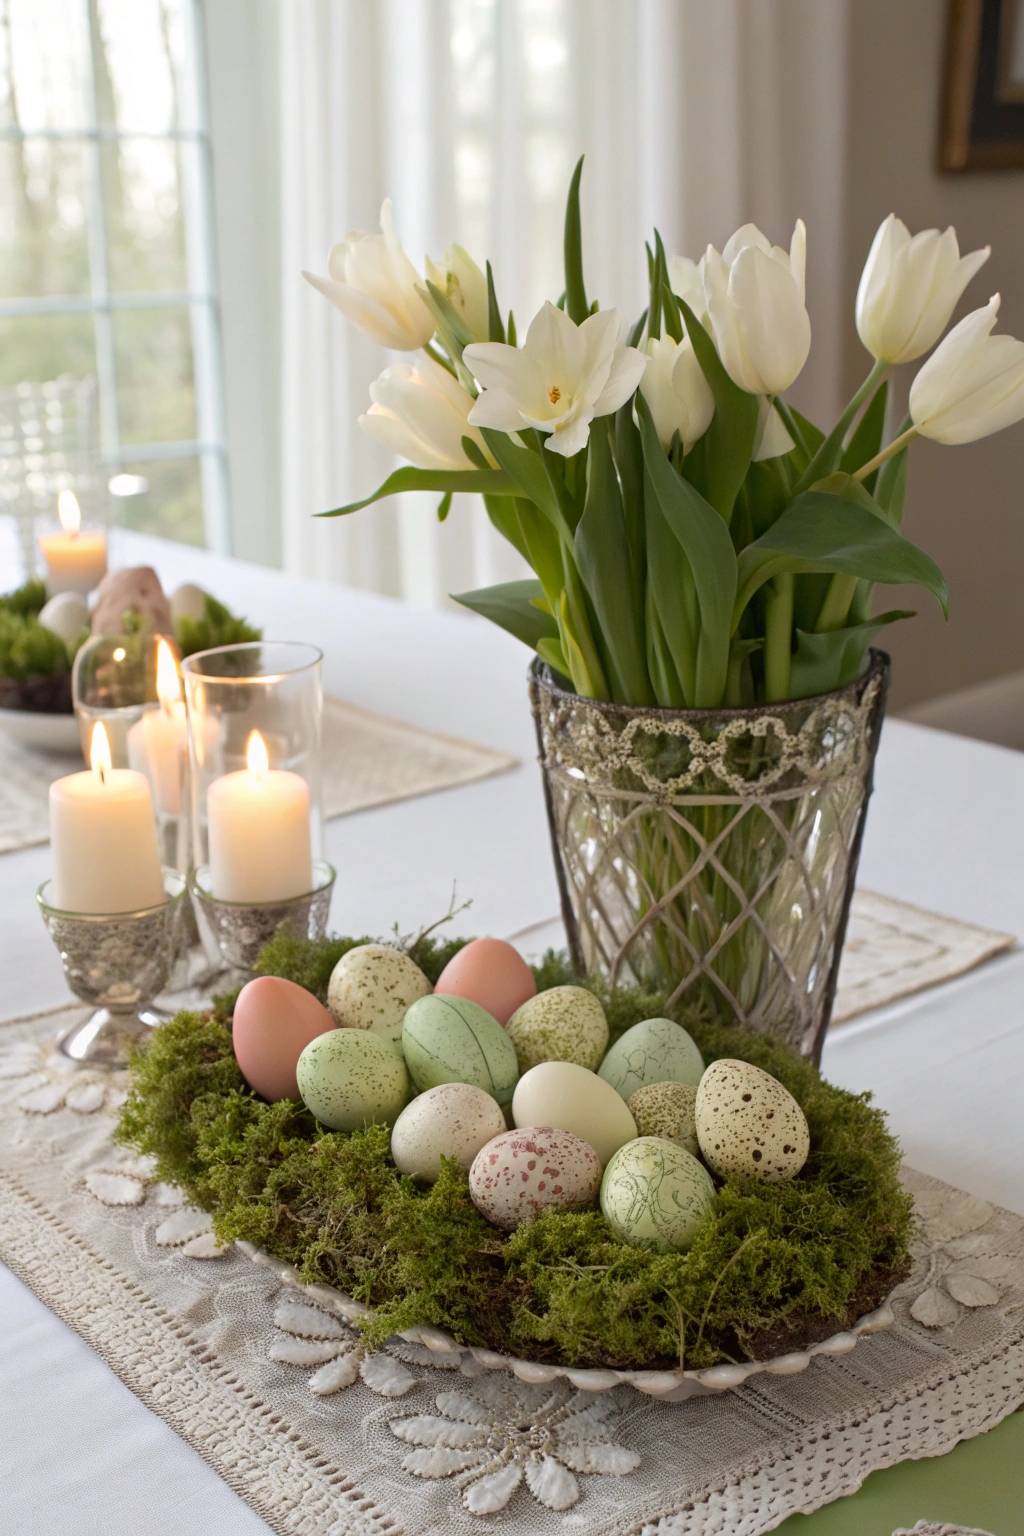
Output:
2,529,1022,1536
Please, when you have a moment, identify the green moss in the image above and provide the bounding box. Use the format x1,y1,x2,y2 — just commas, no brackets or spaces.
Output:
115,933,914,1371
0,579,47,617
175,594,262,658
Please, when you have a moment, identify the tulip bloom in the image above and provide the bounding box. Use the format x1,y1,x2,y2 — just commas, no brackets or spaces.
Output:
668,254,709,327
359,354,495,470
304,199,434,351
464,301,647,457
909,294,1024,446
701,221,811,396
425,244,489,342
856,215,989,365
639,333,714,451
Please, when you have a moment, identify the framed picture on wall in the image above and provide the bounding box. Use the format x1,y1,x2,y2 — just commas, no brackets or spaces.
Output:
941,0,1024,168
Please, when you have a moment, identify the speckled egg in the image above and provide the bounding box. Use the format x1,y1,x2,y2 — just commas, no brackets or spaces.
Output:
600,1137,717,1251
694,1059,810,1183
327,944,432,1042
297,1028,409,1131
627,1081,699,1155
390,1082,506,1182
402,995,519,1106
598,1018,704,1101
506,985,609,1072
232,975,336,1101
434,938,537,1026
511,1061,637,1166
469,1127,602,1229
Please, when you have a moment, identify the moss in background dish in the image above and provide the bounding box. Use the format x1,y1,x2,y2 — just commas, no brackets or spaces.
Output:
0,580,84,712
115,932,914,1371
175,594,262,658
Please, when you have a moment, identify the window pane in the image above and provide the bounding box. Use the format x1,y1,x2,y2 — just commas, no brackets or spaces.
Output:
1,0,92,133
103,136,188,293
0,312,96,390
112,305,196,445
114,454,202,544
0,138,91,298
96,0,196,134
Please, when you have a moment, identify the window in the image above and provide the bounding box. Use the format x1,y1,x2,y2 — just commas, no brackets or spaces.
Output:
0,0,229,550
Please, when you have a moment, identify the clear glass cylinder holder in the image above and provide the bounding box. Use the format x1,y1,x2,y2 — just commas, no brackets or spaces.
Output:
182,642,334,975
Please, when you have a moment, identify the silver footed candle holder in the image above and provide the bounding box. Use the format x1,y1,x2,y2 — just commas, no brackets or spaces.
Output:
189,860,335,976
38,870,189,1067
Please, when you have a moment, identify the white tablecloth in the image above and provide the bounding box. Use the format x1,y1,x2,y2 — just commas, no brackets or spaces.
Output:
2,530,1022,1534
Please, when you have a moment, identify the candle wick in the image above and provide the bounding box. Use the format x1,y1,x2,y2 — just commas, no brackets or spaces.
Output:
98,764,106,786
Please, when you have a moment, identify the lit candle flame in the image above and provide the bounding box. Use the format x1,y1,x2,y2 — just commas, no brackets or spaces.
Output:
246,730,269,779
57,489,82,536
90,721,112,784
156,638,182,712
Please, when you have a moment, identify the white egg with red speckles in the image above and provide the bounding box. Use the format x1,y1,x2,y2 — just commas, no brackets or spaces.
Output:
468,1126,602,1230
694,1058,810,1183
390,1082,506,1183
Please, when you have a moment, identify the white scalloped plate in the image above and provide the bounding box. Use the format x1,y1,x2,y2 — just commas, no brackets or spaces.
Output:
0,707,81,755
236,1239,895,1400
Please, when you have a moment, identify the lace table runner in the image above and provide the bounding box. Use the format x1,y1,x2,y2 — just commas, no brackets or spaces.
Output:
1,1008,1022,1536
0,696,517,856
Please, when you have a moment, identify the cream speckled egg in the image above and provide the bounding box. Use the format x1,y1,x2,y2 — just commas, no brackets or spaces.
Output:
601,1137,716,1251
598,1018,703,1100
391,1082,506,1183
627,1081,699,1155
694,1059,810,1183
297,1029,409,1132
327,944,431,1042
469,1127,602,1229
402,995,519,1106
511,1061,636,1166
506,985,608,1072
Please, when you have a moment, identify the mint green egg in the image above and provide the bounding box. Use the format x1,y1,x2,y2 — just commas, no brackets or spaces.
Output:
601,1137,716,1251
598,1018,704,1101
297,1028,409,1132
402,995,519,1107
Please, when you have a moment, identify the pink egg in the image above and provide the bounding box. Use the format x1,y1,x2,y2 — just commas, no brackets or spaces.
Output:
232,976,335,1101
434,938,536,1027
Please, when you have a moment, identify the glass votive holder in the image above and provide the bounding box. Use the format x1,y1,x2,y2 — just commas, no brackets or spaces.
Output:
38,869,188,1067
189,859,336,976
182,644,326,970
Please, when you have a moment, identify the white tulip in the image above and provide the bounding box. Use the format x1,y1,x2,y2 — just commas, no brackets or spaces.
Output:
856,214,990,365
425,244,489,342
303,199,434,351
358,354,495,470
909,294,1024,446
464,301,647,457
638,334,714,451
751,397,795,461
667,254,709,327
701,220,811,396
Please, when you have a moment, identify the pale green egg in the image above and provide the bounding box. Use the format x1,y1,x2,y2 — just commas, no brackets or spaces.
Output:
297,1029,409,1132
600,1136,717,1251
402,994,519,1107
598,1018,704,1100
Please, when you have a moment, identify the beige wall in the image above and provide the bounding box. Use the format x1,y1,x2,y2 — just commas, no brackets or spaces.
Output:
842,0,1024,709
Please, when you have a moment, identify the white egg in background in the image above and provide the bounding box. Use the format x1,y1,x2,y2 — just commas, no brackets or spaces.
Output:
391,1082,506,1182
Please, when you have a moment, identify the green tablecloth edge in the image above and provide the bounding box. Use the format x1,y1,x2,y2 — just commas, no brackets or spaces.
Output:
776,1403,1024,1535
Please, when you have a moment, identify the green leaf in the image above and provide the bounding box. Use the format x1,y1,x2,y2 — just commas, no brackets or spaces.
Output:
646,241,662,341
875,437,909,527
483,494,564,607
638,394,737,706
563,156,588,323
627,310,648,349
654,231,682,342
645,579,687,707
574,418,652,703
461,435,490,469
318,466,515,517
437,492,452,523
485,261,505,343
789,610,913,700
733,489,948,627
535,635,572,684
613,401,646,612
678,298,759,525
451,579,559,651
840,381,888,491
741,456,792,539
507,310,517,347
480,429,569,538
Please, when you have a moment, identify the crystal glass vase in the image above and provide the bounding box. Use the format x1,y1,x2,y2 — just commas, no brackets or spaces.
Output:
529,653,890,1062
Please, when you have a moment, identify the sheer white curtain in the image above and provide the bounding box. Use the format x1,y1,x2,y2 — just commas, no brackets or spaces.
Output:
280,0,849,606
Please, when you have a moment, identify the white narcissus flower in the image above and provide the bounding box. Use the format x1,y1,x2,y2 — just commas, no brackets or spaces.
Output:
638,334,714,451
702,221,811,396
856,214,990,365
303,199,434,351
464,302,647,457
425,244,489,342
909,294,1024,445
358,354,496,470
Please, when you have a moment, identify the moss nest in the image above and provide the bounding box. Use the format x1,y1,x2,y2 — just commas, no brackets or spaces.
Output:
115,932,913,1371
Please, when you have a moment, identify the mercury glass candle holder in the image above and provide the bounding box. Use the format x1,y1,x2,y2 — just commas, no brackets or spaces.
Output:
38,870,189,1067
189,859,336,975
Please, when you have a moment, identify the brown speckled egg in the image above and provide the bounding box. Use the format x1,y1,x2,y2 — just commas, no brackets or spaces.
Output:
628,1081,699,1155
694,1059,810,1183
506,985,608,1072
434,938,536,1026
468,1127,602,1229
390,1082,506,1182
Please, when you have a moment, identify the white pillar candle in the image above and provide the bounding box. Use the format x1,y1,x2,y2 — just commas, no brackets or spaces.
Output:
38,491,107,596
207,730,312,902
125,641,188,815
49,723,166,914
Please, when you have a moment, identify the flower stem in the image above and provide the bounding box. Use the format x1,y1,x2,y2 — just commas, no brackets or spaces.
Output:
853,425,918,483
764,573,794,702
814,573,860,634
